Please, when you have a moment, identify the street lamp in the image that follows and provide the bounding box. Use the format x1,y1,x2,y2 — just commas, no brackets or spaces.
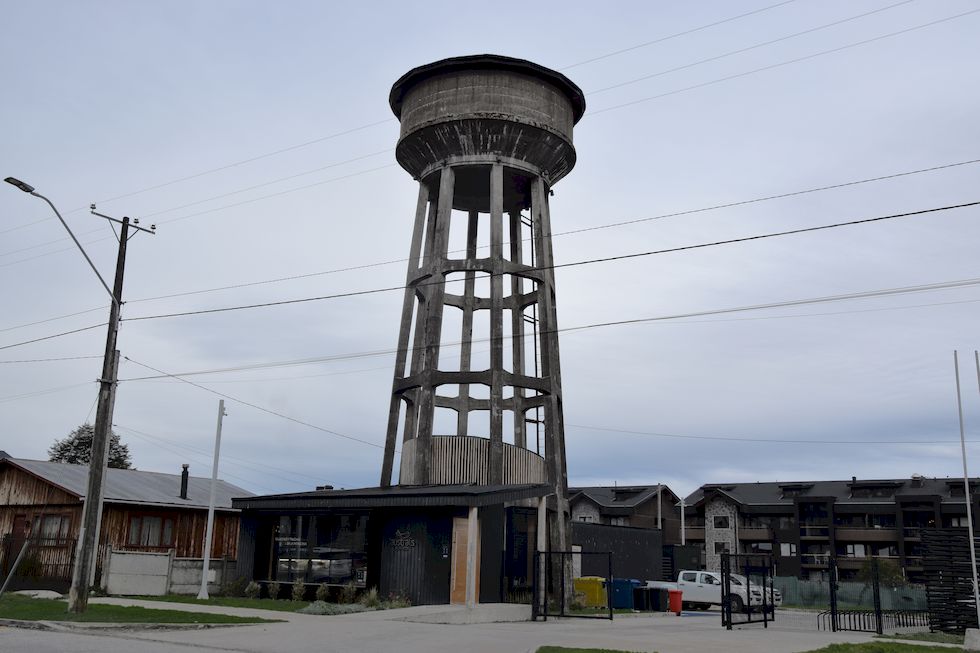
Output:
4,176,153,612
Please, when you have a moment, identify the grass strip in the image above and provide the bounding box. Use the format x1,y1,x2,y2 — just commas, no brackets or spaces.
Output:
124,594,306,613
0,594,278,624
877,632,965,645
798,643,963,653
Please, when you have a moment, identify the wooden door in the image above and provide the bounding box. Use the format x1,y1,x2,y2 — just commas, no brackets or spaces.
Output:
450,516,480,604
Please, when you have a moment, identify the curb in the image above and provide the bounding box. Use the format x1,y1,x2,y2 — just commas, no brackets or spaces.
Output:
0,618,250,632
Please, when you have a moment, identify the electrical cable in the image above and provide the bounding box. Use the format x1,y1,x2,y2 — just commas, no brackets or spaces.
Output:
587,0,915,95
6,154,975,332
122,200,980,323
565,423,980,445
589,7,980,116
0,355,102,364
0,381,94,404
118,274,980,382
559,0,799,70
122,356,386,450
0,323,108,352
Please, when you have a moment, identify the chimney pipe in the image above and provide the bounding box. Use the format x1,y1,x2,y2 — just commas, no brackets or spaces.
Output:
180,464,189,500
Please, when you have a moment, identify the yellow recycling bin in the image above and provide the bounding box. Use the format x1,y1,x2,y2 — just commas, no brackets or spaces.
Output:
573,576,607,608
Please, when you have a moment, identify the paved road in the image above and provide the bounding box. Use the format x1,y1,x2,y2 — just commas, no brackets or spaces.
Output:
0,607,877,653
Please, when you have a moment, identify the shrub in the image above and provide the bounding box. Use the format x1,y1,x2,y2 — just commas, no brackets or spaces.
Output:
383,592,412,610
315,582,330,602
362,587,380,608
219,576,250,598
243,581,261,599
298,601,370,616
292,579,306,602
339,581,358,604
267,581,281,600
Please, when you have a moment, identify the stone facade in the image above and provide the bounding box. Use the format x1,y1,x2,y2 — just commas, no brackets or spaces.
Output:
704,497,738,571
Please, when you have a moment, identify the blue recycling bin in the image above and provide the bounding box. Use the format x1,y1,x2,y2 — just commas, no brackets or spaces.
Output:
610,578,639,609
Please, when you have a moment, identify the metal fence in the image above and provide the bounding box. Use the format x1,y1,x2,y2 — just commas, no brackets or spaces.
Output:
532,550,613,621
921,528,980,634
721,553,775,629
0,535,76,593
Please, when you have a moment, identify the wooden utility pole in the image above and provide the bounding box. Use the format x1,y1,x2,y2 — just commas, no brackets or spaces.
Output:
68,211,154,613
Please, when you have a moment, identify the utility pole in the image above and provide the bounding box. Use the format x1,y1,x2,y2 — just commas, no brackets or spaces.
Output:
681,496,686,546
198,400,227,600
67,207,154,613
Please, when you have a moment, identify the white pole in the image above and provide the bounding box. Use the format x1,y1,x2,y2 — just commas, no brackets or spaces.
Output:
197,400,226,600
681,496,686,546
954,351,980,627
657,485,662,530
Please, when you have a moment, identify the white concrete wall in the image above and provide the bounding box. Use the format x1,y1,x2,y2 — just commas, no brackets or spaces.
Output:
104,550,171,596
102,549,233,596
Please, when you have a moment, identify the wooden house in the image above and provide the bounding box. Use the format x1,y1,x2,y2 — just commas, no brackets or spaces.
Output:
0,452,253,590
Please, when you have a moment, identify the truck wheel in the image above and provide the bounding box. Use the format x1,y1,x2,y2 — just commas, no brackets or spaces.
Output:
727,595,744,613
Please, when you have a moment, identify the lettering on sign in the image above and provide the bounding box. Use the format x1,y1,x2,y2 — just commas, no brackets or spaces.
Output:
392,529,416,549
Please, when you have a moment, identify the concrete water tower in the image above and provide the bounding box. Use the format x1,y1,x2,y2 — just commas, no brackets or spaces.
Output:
380,55,584,535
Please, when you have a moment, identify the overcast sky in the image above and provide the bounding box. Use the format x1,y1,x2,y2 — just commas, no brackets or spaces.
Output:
2,0,979,501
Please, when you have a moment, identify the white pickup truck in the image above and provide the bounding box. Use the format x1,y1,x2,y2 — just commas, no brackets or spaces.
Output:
649,570,782,613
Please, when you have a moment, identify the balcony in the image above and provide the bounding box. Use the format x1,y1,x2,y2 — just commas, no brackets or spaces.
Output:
834,527,898,542
902,527,924,539
738,526,773,541
836,554,899,569
801,553,831,566
800,525,830,539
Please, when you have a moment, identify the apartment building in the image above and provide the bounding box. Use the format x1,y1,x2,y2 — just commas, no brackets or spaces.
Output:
683,476,978,581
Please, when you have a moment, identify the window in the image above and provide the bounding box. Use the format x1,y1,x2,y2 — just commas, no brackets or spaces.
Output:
127,515,175,548
713,516,730,529
610,517,628,527
750,542,773,553
780,543,797,557
38,514,71,540
702,572,721,584
714,542,729,554
680,571,697,582
578,515,596,523
950,516,970,527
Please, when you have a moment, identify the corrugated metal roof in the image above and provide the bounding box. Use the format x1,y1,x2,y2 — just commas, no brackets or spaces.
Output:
5,457,253,511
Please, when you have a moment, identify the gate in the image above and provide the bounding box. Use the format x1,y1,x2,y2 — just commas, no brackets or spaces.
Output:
721,553,775,629
532,550,613,620
0,534,77,593
813,558,930,635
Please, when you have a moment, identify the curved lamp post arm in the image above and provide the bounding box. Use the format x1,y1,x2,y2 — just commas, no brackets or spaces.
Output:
4,176,117,305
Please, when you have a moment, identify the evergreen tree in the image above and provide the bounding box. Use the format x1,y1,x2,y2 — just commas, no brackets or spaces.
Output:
48,423,133,469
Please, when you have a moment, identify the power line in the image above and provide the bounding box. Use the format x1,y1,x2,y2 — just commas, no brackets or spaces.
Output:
0,306,108,335
2,10,973,270
587,0,914,95
589,7,980,116
123,200,980,323
95,118,397,206
142,150,392,220
559,0,799,70
0,323,107,352
114,424,329,489
7,154,975,333
118,274,980,382
0,355,102,364
0,381,94,405
566,423,980,446
122,356,386,450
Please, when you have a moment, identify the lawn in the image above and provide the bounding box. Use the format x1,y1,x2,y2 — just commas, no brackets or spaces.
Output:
878,632,965,645
127,594,308,613
796,643,963,653
0,594,278,624
536,648,649,653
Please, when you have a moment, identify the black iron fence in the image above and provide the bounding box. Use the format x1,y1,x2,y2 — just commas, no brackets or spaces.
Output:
0,534,77,593
532,550,613,621
721,553,775,629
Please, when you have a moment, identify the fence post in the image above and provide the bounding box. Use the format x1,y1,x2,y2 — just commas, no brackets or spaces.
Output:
531,551,538,621
559,552,566,617
872,558,883,635
829,559,839,632
607,551,613,621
